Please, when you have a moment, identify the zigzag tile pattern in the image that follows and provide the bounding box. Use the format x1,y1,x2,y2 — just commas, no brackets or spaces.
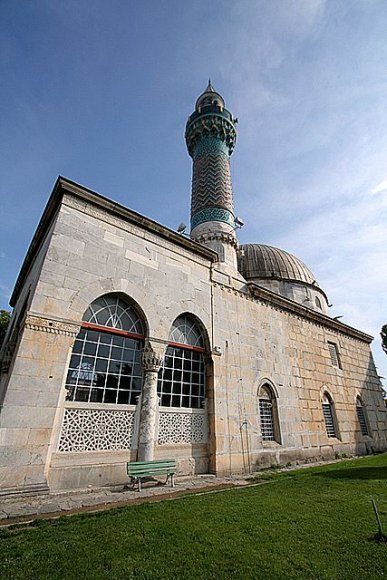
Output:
191,154,234,214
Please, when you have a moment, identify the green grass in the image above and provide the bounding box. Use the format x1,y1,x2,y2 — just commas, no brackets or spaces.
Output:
1,455,387,580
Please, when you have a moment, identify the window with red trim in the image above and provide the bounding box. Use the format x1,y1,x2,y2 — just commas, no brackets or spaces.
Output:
65,295,144,405
158,315,206,409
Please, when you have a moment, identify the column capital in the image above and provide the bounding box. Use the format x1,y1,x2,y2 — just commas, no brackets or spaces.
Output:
141,340,165,372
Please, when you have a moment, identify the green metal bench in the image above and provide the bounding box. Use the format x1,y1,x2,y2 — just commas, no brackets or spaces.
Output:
126,459,176,492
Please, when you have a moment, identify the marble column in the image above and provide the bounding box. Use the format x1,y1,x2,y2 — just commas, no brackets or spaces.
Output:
137,340,164,462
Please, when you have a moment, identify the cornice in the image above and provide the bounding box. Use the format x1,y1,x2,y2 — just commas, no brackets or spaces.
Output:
24,313,81,337
213,280,373,344
194,231,238,249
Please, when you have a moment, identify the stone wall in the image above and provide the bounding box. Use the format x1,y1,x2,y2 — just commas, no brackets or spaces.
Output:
209,280,387,475
0,192,214,494
1,185,386,495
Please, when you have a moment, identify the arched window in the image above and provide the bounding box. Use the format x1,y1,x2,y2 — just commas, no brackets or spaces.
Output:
65,294,145,405
322,393,337,438
258,384,280,443
158,315,206,409
356,397,370,436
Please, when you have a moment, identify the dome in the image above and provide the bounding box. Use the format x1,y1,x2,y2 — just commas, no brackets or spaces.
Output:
195,80,225,110
238,244,317,286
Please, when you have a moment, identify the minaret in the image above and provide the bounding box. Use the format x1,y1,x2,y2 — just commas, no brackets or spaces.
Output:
185,81,239,272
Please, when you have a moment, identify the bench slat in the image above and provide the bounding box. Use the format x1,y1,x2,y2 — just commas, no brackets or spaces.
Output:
126,459,176,491
127,460,176,467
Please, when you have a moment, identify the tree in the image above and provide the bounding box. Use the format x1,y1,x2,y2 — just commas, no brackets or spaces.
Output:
0,310,11,348
381,324,387,355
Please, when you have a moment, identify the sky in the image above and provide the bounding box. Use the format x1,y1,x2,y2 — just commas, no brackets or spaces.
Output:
1,0,387,385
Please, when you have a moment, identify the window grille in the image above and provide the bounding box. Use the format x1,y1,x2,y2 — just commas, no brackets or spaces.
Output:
259,398,275,441
322,394,337,437
158,315,206,409
157,347,205,409
328,342,341,368
65,295,144,404
356,399,369,436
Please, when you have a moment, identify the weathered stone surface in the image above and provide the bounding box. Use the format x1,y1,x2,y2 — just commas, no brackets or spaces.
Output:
1,181,386,497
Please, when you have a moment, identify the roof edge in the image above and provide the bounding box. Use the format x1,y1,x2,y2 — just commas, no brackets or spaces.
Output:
10,177,217,307
247,281,373,344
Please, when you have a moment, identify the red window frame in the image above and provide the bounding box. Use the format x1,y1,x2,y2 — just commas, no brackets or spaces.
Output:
81,321,145,341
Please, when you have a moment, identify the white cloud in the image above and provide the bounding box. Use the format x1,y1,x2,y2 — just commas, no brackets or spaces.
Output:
371,180,387,195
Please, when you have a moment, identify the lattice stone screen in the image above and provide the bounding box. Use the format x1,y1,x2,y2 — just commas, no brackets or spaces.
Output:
58,408,136,452
158,409,207,445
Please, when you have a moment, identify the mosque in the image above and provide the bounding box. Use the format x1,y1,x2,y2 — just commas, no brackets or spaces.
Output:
0,83,386,495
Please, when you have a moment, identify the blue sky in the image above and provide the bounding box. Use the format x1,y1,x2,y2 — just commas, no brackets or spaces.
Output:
1,0,387,384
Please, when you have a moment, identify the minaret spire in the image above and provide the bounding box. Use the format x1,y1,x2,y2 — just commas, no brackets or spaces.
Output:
185,83,239,272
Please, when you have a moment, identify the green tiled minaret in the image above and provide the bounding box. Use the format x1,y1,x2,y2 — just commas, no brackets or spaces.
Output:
185,82,239,270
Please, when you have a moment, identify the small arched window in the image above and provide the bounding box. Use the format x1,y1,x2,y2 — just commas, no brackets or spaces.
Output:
322,393,337,438
158,315,206,409
315,296,322,309
258,384,280,443
65,294,145,405
356,397,370,436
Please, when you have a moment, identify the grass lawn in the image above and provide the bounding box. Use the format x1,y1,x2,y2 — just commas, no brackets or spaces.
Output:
1,455,387,580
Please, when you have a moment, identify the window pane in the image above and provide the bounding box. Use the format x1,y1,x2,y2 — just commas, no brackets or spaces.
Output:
95,373,106,388
95,359,108,373
69,354,81,369
157,346,205,409
117,390,130,405
161,394,172,407
75,387,90,402
172,395,181,407
84,342,97,356
104,389,117,404
122,349,134,363
99,333,112,345
72,340,83,354
77,328,86,340
111,347,122,361
106,374,118,388
90,388,104,403
66,325,143,405
85,330,99,343
112,335,124,347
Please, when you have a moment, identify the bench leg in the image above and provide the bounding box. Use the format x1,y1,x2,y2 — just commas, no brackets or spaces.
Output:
138,477,142,492
164,474,175,487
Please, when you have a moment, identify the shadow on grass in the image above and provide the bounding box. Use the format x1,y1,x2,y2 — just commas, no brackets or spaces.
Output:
312,466,387,480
